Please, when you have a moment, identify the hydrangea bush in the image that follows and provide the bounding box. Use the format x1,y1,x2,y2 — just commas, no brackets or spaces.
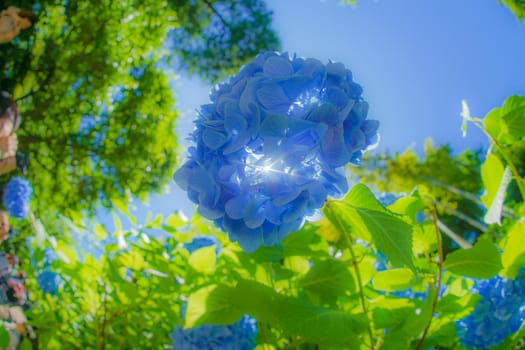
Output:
171,315,257,350
3,176,33,219
175,51,379,252
456,274,525,349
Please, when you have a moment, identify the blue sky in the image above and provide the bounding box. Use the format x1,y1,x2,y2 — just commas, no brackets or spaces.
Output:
102,0,525,228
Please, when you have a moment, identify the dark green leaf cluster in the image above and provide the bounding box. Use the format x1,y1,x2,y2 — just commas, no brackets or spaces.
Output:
166,0,281,82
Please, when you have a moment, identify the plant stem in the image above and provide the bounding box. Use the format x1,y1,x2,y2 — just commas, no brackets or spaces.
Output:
326,201,375,350
414,205,444,350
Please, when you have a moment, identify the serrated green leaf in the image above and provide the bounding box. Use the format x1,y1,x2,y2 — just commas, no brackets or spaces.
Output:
443,240,502,278
188,246,216,273
373,268,415,292
501,96,525,139
501,221,525,278
300,259,355,299
388,196,423,223
484,95,525,142
325,184,415,271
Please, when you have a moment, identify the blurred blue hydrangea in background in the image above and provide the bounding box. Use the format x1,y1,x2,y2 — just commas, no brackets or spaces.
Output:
171,315,257,350
37,269,61,296
456,274,525,349
3,176,33,219
184,235,221,255
174,51,379,252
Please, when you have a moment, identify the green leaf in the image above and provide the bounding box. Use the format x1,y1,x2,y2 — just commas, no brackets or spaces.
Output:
146,214,163,229
325,184,415,271
112,198,138,226
480,154,512,225
93,223,108,240
246,244,283,263
185,285,243,328
387,196,424,223
282,224,328,257
484,95,525,142
118,249,145,270
0,323,10,347
56,240,78,265
234,280,367,346
501,221,525,278
373,268,415,292
188,246,216,273
165,212,188,229
443,240,502,278
501,96,525,139
481,154,505,207
187,279,367,346
412,222,437,256
371,296,431,348
484,167,512,225
300,259,355,299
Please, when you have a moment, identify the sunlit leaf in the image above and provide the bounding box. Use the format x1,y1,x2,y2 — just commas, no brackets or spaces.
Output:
300,259,356,299
188,246,216,273
325,184,415,271
185,285,243,328
373,268,415,292
93,224,108,240
443,240,502,278
501,221,525,278
484,167,512,225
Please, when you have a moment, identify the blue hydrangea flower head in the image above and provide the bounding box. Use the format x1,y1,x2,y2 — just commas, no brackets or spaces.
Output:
171,315,257,350
37,269,61,296
184,235,221,255
174,51,379,252
456,274,525,348
3,176,33,219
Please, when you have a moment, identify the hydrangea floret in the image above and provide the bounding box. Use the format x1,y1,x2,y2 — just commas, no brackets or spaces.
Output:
37,269,61,296
456,274,525,348
171,315,257,350
3,176,33,219
174,51,379,252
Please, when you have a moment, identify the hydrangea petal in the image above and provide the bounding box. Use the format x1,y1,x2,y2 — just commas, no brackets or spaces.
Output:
202,128,227,150
256,83,290,112
263,55,294,78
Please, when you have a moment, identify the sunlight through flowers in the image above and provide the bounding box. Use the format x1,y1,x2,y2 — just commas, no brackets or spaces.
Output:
174,52,379,252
